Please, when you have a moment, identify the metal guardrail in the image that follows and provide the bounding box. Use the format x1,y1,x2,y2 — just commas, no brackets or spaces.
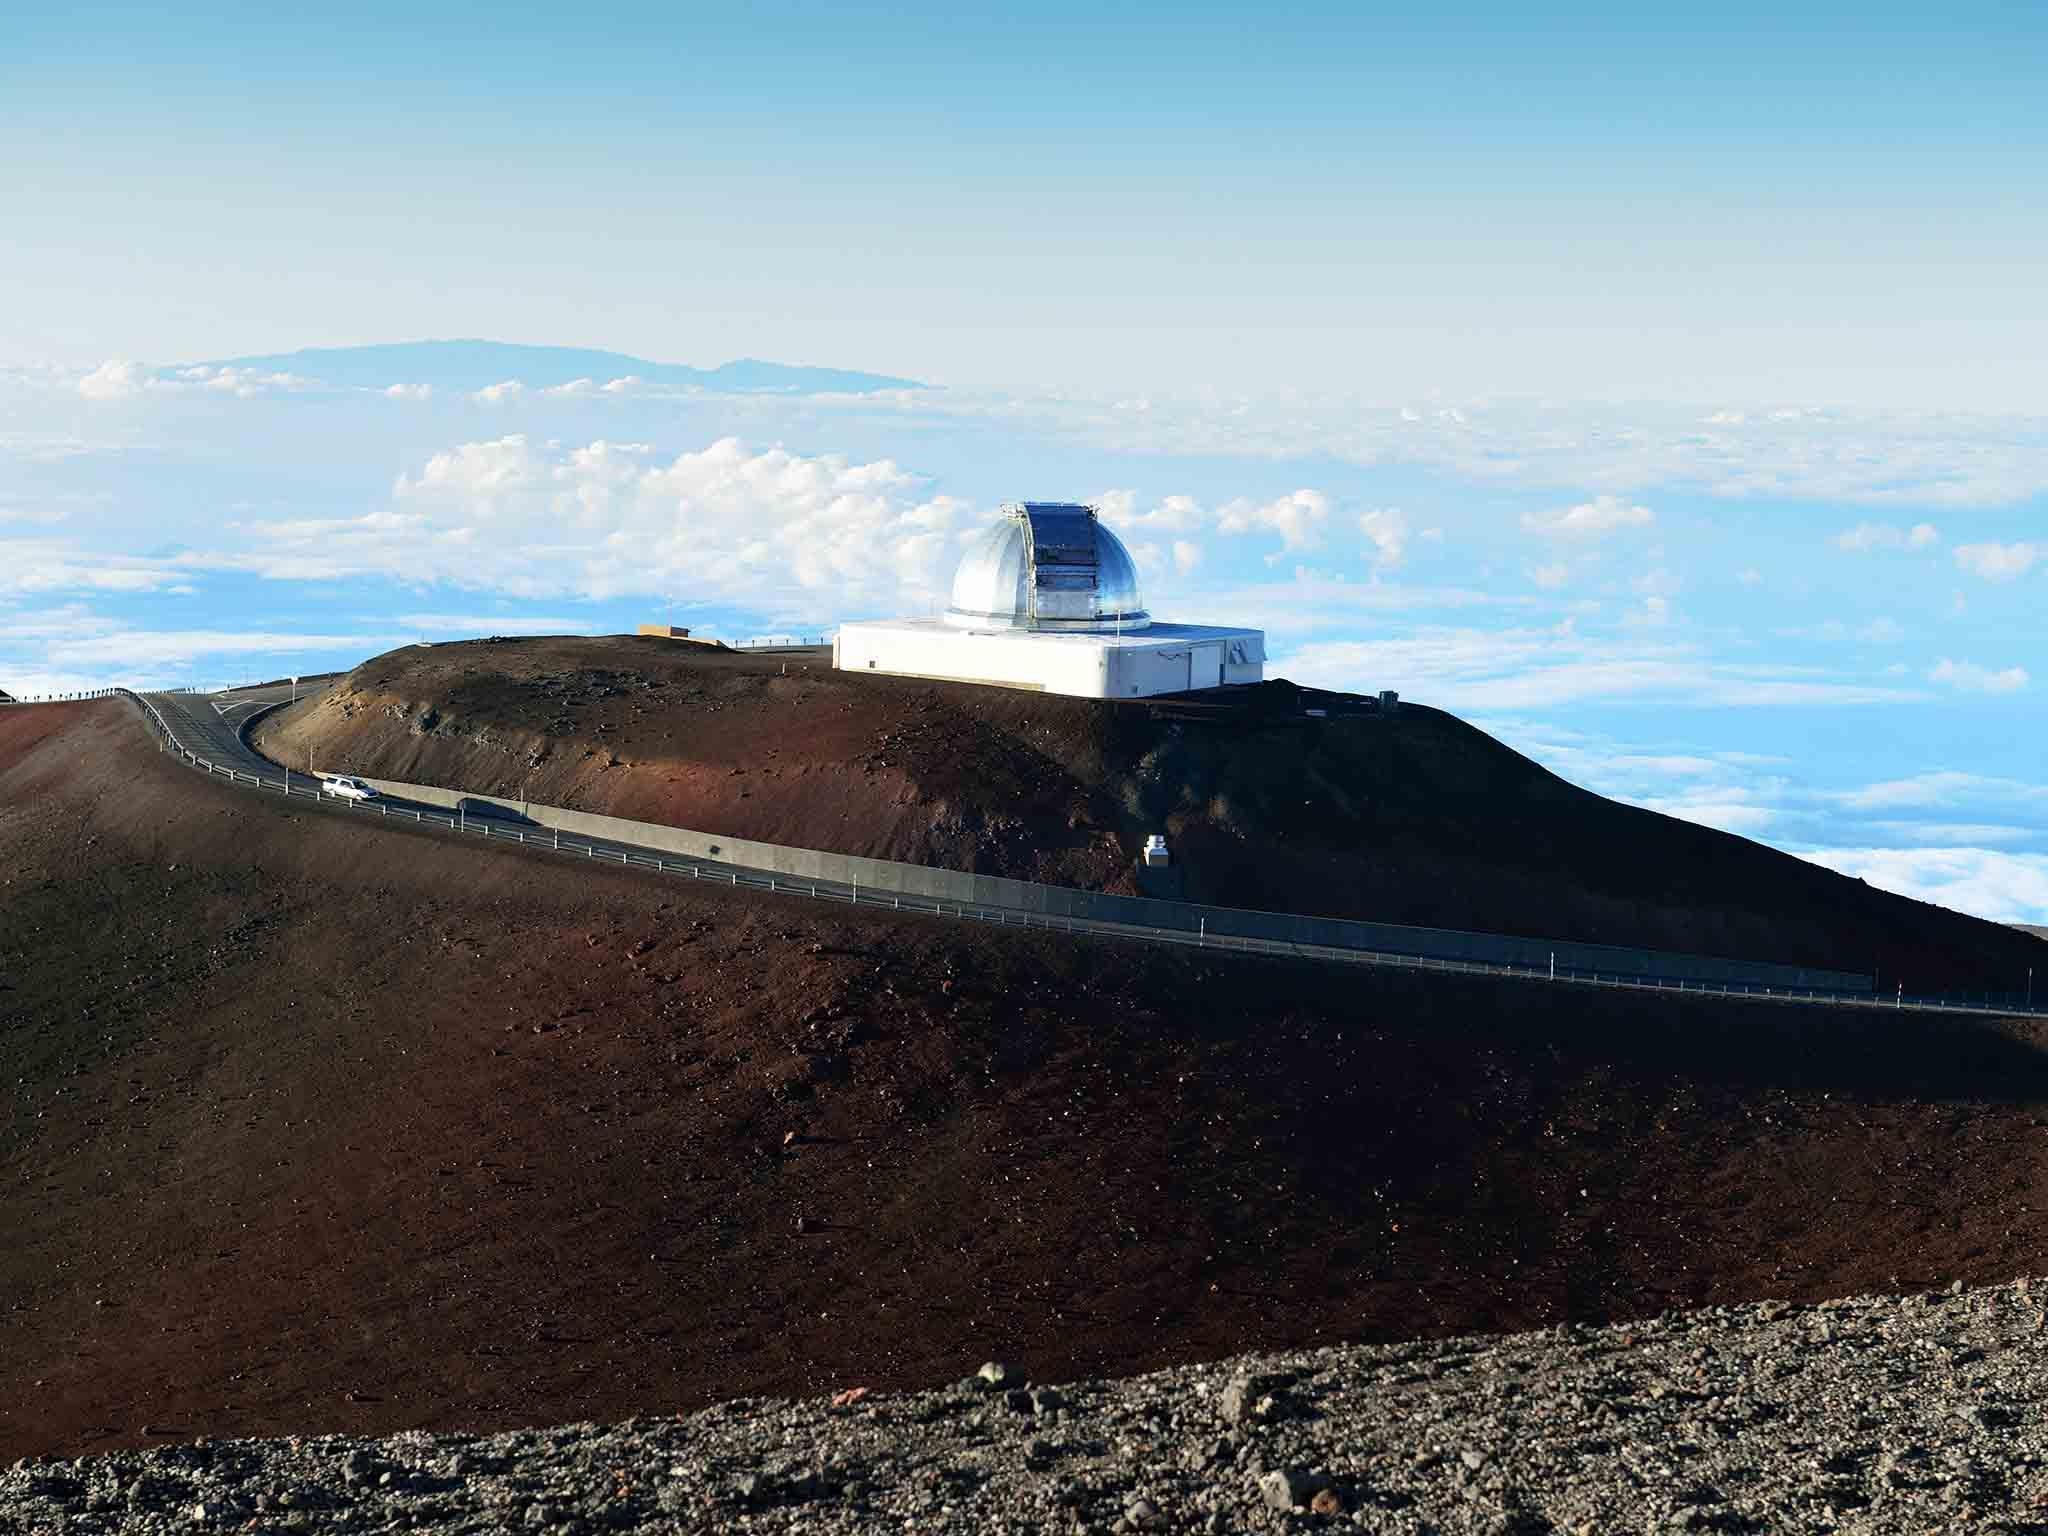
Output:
2,688,202,704
118,689,2045,1021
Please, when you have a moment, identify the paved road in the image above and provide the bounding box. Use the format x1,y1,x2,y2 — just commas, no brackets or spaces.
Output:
124,685,2043,1022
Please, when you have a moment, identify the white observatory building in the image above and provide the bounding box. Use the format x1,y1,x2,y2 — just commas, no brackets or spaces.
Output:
834,502,1265,698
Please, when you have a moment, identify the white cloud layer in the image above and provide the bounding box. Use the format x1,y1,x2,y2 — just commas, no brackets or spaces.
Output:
77,359,148,400
1836,521,1939,552
1520,494,1653,539
74,359,312,401
391,613,599,636
1798,846,2048,926
1836,771,2048,811
1954,541,2039,581
1930,657,2031,694
1270,625,1924,711
0,539,192,594
1356,507,1408,569
204,435,979,616
1216,489,1330,551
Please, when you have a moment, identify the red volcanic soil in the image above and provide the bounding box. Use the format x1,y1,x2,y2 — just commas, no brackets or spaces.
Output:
253,636,2040,992
6,699,2048,1461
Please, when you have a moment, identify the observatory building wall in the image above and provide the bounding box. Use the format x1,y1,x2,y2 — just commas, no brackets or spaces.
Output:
834,619,1265,699
835,622,1111,695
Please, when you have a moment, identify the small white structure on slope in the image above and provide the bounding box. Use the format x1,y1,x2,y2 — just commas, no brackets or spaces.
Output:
834,503,1265,698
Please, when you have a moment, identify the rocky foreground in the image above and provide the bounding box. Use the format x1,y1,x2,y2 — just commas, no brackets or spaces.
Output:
9,1282,2048,1534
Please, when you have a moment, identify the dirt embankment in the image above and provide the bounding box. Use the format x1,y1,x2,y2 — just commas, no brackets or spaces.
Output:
7,699,2048,1462
254,636,2040,992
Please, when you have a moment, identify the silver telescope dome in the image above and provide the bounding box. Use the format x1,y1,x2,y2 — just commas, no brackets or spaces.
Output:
944,503,1150,632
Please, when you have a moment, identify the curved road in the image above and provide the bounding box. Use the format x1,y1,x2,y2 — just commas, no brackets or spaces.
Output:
125,685,2041,1022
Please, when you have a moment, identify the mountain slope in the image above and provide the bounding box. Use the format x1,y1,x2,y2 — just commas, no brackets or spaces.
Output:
252,636,2043,994
9,699,2048,1463
187,340,924,395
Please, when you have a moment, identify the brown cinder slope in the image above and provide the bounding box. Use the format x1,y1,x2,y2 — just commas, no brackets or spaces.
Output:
255,636,2038,992
6,700,2048,1461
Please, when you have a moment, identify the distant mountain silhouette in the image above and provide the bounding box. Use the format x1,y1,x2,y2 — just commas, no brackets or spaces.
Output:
187,340,924,395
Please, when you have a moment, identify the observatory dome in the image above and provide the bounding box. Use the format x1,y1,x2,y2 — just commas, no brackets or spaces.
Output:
944,503,1150,632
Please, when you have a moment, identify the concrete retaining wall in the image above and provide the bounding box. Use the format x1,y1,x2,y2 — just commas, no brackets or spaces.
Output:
357,772,1873,994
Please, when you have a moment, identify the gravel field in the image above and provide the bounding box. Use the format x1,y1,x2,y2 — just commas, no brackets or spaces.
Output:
9,1279,2048,1534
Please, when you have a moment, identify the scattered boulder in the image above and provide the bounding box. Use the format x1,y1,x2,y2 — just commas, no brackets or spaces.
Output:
1123,1494,1166,1529
1257,1467,1328,1512
1219,1373,1296,1426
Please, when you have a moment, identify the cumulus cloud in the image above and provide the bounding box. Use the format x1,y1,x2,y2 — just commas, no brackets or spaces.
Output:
1356,507,1408,569
75,360,314,402
179,366,314,398
77,360,147,400
226,434,974,614
471,380,525,405
1624,569,1680,627
1930,658,2030,694
1216,489,1329,550
1953,541,2038,581
1835,521,1940,552
1172,540,1202,575
384,382,432,401
532,375,651,400
1520,494,1653,539
1091,490,1207,532
1529,563,1570,590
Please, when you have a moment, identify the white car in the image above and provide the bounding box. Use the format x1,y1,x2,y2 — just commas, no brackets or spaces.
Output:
319,774,379,802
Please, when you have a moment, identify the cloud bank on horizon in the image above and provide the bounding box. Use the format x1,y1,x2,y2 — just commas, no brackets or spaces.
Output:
2,339,2044,923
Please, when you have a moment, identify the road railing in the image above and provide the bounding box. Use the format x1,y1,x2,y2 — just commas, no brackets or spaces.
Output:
117,688,2047,1022
2,687,199,704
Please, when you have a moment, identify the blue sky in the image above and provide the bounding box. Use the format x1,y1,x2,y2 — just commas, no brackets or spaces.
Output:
7,2,2045,403
2,3,2045,922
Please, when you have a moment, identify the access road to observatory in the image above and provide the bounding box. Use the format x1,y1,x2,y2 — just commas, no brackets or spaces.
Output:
107,684,2039,1021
